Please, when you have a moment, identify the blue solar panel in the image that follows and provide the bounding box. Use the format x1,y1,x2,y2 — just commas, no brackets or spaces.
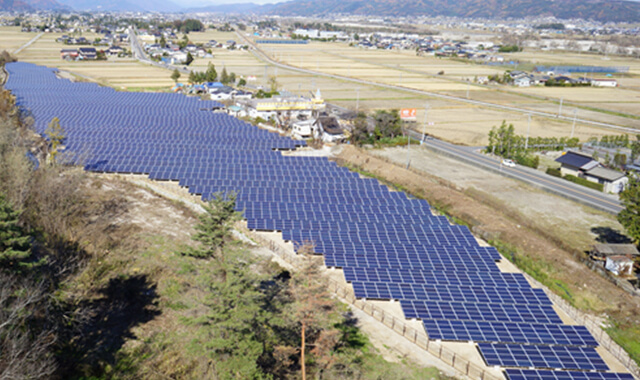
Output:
5,62,614,374
403,300,562,324
478,343,609,371
505,369,634,380
351,281,551,305
423,320,597,347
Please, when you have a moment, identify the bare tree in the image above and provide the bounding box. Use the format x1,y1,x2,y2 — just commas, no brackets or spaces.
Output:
0,273,56,379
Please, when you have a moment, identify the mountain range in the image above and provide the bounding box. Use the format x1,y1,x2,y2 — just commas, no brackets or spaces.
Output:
262,0,640,23
2,0,640,23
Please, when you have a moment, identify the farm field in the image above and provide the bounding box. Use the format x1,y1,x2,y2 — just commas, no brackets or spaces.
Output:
259,39,640,127
11,30,174,89
0,27,37,53
2,26,632,146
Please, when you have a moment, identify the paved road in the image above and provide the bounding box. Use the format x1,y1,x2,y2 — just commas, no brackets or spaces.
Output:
13,32,44,55
125,30,623,214
128,28,191,75
239,33,624,214
407,130,623,214
237,32,638,134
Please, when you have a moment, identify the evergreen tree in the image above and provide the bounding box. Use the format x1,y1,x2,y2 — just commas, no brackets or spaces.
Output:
185,52,194,66
185,192,242,264
220,67,230,84
618,178,640,244
200,251,275,380
373,110,402,139
170,68,181,83
205,63,217,82
0,193,31,269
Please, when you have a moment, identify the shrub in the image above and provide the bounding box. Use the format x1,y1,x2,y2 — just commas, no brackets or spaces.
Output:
563,174,604,191
514,153,539,169
546,168,562,178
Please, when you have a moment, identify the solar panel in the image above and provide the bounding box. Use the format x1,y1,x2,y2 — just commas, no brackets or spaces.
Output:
478,343,609,371
4,62,614,374
505,369,634,380
423,319,598,347
351,281,551,305
403,300,561,324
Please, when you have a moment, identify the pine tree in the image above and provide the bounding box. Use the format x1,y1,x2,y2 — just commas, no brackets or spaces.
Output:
170,68,181,83
185,52,194,66
0,193,31,269
220,67,230,84
618,178,640,244
205,63,217,82
185,192,242,263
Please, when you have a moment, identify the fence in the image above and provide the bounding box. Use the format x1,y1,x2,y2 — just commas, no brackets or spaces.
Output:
534,65,629,73
247,230,504,380
519,271,640,379
119,176,639,380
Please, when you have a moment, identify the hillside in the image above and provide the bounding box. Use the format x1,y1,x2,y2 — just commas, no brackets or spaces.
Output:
265,0,640,23
0,0,66,11
56,0,181,12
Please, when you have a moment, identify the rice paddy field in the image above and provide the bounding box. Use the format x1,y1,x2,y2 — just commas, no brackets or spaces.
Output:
6,30,174,90
0,27,37,53
2,26,637,145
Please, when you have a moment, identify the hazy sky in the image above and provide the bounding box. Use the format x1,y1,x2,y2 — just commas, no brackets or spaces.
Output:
180,0,283,6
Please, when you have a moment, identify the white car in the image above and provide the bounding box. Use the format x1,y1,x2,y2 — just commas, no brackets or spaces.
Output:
502,159,516,167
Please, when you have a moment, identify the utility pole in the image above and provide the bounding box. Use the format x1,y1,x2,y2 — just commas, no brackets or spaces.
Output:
571,109,577,138
422,103,429,142
406,122,411,169
525,113,531,150
558,97,563,117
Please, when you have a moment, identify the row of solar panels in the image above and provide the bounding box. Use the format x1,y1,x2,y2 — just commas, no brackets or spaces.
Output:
6,62,632,379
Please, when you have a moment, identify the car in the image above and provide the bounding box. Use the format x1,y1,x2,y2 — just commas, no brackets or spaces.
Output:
502,159,516,167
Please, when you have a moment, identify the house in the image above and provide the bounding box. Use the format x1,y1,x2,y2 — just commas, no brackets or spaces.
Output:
314,116,346,143
78,47,97,60
555,151,628,193
555,151,599,177
591,78,618,87
591,244,639,276
582,166,628,194
226,105,247,118
106,46,124,56
209,86,234,100
514,76,532,87
60,48,79,60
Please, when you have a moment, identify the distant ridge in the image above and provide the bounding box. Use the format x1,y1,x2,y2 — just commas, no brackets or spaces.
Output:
186,2,268,14
57,0,181,12
0,0,68,11
264,0,640,23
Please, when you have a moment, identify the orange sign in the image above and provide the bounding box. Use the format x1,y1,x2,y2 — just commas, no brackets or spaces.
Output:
400,108,417,120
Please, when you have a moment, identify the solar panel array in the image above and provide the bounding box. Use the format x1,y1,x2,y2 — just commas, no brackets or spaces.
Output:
5,62,633,380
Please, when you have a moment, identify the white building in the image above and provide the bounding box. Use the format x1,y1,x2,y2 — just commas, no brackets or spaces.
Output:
591,78,618,87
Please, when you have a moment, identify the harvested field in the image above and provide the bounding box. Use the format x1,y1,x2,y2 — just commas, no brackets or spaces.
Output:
259,39,640,130
0,27,37,53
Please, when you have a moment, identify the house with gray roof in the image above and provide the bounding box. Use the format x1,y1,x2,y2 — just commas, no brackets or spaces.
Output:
555,151,628,193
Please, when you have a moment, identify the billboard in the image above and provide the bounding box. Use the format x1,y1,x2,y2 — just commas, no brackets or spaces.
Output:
400,108,417,121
